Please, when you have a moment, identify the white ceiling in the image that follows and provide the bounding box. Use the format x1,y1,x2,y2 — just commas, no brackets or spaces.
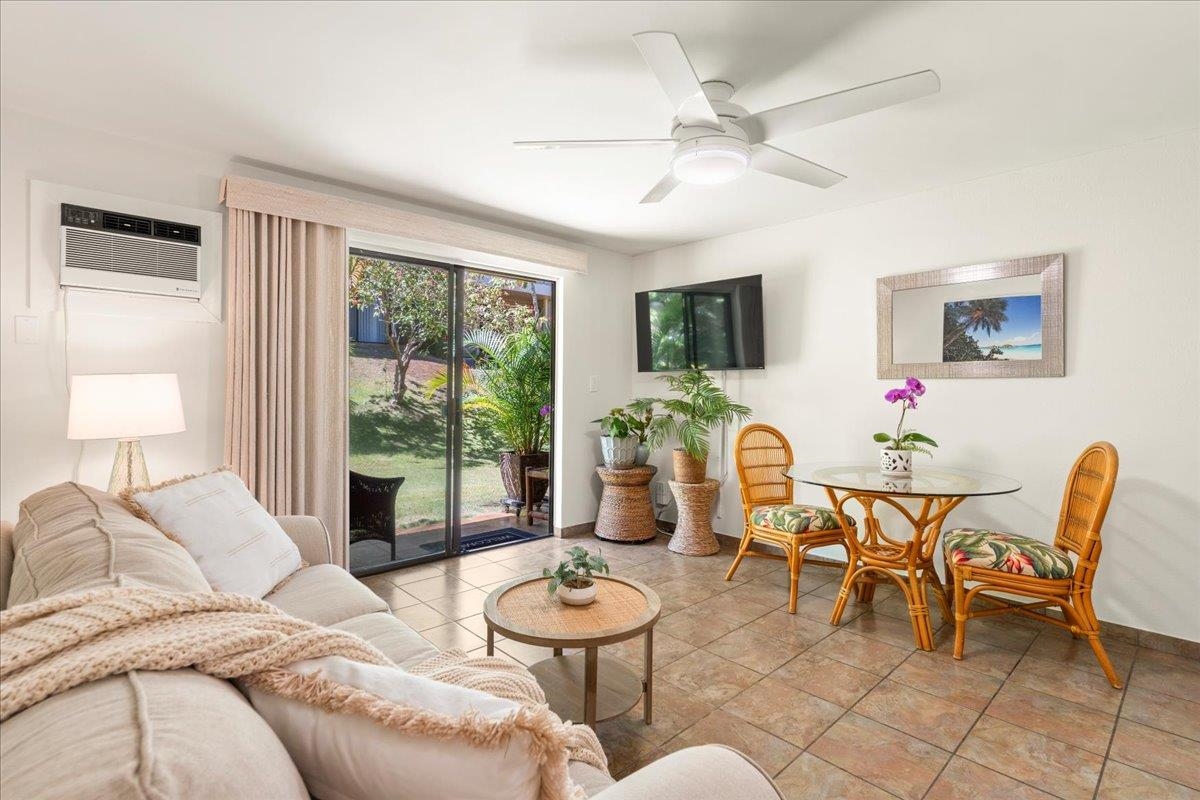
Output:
2,1,1197,254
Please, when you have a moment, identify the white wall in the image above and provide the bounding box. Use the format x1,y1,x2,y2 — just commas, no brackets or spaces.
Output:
632,131,1200,642
0,110,634,531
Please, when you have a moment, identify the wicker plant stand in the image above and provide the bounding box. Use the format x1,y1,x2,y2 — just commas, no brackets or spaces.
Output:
594,465,657,543
668,478,721,556
483,575,661,727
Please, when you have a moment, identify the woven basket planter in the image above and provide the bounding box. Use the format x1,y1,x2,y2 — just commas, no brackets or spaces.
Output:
672,449,707,484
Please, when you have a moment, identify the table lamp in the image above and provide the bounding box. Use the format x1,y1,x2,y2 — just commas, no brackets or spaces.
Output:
67,373,186,494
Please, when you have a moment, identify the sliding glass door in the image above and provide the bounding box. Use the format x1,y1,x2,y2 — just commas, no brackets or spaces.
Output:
347,250,554,576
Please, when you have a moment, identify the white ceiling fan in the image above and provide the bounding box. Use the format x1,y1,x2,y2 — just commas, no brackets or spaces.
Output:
516,31,940,204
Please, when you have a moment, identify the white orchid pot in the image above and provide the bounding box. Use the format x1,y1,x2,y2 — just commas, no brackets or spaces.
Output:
880,448,913,476
556,579,597,606
601,435,639,469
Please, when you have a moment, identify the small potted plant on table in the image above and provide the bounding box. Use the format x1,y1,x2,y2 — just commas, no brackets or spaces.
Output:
543,546,610,606
874,377,938,476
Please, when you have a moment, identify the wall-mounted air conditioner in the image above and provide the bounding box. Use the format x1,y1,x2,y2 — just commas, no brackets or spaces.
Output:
59,203,202,299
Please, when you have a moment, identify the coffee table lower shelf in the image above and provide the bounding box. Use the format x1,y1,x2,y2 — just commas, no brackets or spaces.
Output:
528,652,643,725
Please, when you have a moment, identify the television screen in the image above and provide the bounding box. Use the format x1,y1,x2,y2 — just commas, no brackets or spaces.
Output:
635,274,764,372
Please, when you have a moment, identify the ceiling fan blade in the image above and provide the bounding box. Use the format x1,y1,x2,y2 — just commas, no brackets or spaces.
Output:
738,70,940,144
633,31,721,129
639,172,680,204
514,139,674,150
751,144,846,189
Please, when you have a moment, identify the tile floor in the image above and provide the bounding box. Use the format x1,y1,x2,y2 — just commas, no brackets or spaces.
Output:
361,533,1200,800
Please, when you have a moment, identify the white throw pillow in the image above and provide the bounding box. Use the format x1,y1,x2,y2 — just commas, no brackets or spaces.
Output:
242,656,543,800
127,469,302,597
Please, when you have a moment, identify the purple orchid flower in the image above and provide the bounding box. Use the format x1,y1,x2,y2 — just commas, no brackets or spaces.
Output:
539,404,552,417
884,388,911,404
905,377,926,396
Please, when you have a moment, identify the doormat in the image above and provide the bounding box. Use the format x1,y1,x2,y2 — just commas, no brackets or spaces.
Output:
420,528,551,555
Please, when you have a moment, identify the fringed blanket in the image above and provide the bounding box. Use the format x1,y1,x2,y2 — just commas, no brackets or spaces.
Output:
0,587,607,800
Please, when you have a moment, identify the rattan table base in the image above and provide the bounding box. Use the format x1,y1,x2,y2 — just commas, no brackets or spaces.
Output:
594,465,657,543
667,479,721,556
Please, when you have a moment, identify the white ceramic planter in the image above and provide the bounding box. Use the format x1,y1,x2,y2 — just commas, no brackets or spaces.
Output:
556,579,597,606
601,435,639,469
880,448,913,476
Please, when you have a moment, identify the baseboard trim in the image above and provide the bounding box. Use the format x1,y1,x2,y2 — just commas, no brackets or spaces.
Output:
554,521,594,539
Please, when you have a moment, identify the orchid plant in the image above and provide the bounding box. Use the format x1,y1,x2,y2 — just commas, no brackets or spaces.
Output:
873,377,939,456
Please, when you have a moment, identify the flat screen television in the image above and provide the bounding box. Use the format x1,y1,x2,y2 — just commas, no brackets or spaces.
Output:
635,274,764,372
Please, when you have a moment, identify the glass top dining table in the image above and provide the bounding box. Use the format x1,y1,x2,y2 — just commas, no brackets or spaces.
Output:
785,463,1022,498
781,462,1021,651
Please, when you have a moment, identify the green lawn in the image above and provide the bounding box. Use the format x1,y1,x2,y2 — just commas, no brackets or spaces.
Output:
349,344,510,529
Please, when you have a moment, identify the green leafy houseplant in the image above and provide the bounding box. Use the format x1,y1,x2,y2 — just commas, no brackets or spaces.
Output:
638,369,752,464
543,546,610,593
593,407,654,443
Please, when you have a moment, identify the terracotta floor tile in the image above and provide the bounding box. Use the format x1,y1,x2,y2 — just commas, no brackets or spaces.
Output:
655,649,761,706
493,638,557,667
929,628,1023,679
957,616,1040,654
722,677,844,747
457,613,496,640
687,592,776,626
392,602,450,632
1109,719,1200,790
745,608,837,650
1009,655,1123,715
772,752,895,800
666,709,801,776
926,756,1057,799
386,563,445,586
655,607,743,647
985,682,1116,754
364,580,421,610
854,679,980,750
594,720,662,780
843,610,928,650
769,651,882,708
625,681,713,746
704,627,807,674
651,577,723,606
761,566,839,594
423,588,490,620
1121,686,1200,742
891,651,1003,711
1097,760,1200,799
605,630,693,672
420,621,485,652
790,591,866,624
722,576,792,608
1130,650,1200,704
958,716,1103,800
807,629,911,676
809,712,950,800
403,573,474,600
1024,630,1138,681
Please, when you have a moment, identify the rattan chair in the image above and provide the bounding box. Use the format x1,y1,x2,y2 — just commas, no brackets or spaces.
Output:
945,442,1122,687
726,424,854,613
349,471,405,562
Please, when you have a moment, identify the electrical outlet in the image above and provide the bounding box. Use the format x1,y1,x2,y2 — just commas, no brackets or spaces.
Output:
14,316,38,344
587,375,599,393
652,480,670,505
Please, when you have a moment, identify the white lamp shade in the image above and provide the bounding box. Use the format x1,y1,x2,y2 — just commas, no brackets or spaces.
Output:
68,373,186,440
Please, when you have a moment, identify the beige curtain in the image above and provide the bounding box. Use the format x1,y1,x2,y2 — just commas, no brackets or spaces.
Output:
224,208,349,567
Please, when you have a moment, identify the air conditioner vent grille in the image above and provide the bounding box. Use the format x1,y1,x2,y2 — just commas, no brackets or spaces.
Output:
153,220,201,244
102,213,152,236
64,227,199,282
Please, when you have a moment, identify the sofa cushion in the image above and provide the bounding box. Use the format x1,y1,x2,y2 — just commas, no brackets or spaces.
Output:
570,760,617,797
944,528,1074,579
265,563,387,626
749,504,851,534
7,482,209,607
331,611,439,670
0,669,307,800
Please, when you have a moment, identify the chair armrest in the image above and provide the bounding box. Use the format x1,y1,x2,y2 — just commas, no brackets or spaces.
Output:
591,746,782,800
275,515,332,565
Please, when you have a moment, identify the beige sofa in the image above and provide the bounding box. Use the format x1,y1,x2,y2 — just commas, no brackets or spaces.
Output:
0,483,782,800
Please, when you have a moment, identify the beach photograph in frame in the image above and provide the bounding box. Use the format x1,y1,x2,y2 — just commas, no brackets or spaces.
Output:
942,294,1042,362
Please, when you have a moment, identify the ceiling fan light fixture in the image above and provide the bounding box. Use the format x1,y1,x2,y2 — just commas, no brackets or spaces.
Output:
670,141,750,185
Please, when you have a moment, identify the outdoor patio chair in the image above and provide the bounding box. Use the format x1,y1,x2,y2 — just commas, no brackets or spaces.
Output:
349,471,405,562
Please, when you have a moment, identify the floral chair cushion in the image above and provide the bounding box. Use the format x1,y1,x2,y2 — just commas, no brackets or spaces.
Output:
944,528,1074,579
749,504,851,534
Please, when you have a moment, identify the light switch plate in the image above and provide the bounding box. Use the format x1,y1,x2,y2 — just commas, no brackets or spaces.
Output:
587,375,599,393
14,315,38,344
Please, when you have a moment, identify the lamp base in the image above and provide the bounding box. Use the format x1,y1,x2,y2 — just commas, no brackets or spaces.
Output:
108,438,150,495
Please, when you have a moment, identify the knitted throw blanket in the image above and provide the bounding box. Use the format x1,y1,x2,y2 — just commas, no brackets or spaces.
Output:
0,587,607,800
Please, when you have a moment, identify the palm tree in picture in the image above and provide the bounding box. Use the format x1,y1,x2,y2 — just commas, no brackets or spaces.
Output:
942,297,1010,351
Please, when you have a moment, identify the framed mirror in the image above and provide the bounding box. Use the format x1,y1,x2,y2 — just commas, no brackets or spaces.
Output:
877,253,1064,379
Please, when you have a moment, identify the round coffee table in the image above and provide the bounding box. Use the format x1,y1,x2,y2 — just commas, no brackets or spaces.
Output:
483,575,661,728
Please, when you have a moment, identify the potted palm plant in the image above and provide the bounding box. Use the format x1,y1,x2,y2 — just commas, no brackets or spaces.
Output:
639,369,752,483
428,323,552,508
